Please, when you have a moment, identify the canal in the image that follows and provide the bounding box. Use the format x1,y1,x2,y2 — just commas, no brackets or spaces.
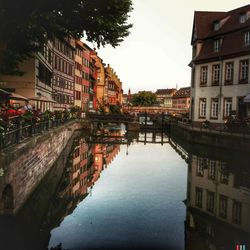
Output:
0,127,250,250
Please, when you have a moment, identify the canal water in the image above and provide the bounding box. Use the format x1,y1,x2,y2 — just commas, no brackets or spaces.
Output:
0,128,250,250
48,132,187,250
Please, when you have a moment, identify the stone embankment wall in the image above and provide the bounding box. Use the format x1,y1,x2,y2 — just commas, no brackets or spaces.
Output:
0,121,81,215
170,123,250,153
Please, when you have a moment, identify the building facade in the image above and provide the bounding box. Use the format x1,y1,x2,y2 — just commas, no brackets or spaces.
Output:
91,53,107,110
155,88,177,107
89,50,97,111
190,5,250,126
82,43,91,111
74,40,84,109
172,87,191,110
52,38,75,110
0,42,54,111
105,64,123,107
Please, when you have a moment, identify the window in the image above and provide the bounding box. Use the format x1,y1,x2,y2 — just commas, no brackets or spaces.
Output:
211,98,219,119
196,158,204,177
195,187,203,208
220,172,229,184
239,60,249,83
213,39,221,52
232,201,242,224
244,31,250,46
239,13,247,23
225,62,234,84
76,62,82,71
208,160,216,180
38,62,52,86
206,225,214,237
191,68,195,88
219,195,228,218
75,91,81,100
200,66,208,86
212,64,220,85
213,21,220,31
224,98,232,118
207,191,215,213
199,98,206,118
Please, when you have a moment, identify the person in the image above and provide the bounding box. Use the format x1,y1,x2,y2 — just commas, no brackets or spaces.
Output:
0,103,7,113
23,100,32,111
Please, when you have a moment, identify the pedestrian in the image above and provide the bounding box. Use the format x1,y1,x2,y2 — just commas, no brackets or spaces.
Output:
23,100,32,111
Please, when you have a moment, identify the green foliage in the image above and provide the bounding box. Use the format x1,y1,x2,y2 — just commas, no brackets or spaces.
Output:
41,110,52,121
98,105,106,114
70,106,81,113
109,104,121,114
21,110,34,121
0,0,133,75
131,92,157,107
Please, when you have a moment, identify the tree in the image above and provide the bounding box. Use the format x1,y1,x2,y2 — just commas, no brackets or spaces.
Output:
131,92,157,107
0,0,133,75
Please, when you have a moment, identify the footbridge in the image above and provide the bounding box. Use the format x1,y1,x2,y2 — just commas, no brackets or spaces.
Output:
87,113,135,124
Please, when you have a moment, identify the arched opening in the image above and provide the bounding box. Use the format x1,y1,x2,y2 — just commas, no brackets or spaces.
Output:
1,184,14,215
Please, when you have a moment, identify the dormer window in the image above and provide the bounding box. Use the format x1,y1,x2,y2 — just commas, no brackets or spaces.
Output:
213,21,220,31
239,13,247,23
213,39,221,52
244,31,250,46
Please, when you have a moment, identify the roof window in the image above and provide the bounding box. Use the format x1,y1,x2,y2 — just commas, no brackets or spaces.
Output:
213,21,220,31
239,13,247,24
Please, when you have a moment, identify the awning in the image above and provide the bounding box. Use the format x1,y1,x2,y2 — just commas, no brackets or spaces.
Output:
29,95,57,103
0,88,10,95
244,94,250,103
0,89,29,101
9,93,29,101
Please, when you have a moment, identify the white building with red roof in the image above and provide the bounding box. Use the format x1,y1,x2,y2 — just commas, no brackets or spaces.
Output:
190,4,250,127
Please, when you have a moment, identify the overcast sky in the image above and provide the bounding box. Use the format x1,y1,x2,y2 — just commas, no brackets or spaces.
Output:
95,0,249,94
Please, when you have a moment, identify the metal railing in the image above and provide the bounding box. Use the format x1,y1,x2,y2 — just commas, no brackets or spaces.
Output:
0,116,74,150
172,120,250,137
87,113,135,123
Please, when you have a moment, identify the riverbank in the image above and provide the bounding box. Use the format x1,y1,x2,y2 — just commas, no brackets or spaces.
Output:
170,122,250,153
0,120,82,215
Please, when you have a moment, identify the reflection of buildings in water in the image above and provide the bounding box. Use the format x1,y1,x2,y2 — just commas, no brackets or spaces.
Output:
105,144,120,166
64,135,121,200
72,138,89,198
0,131,123,250
91,144,105,184
185,154,250,250
91,130,121,184
137,131,168,144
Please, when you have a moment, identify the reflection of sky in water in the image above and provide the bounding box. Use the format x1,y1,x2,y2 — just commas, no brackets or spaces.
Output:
49,141,187,250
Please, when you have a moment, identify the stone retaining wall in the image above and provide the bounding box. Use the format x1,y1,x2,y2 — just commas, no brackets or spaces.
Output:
0,121,81,214
170,123,250,153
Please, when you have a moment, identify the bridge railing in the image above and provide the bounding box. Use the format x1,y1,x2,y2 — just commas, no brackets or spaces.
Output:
87,113,135,122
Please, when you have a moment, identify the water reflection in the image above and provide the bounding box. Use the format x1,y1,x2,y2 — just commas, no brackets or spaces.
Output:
0,128,249,250
170,137,250,249
184,151,250,250
49,130,186,250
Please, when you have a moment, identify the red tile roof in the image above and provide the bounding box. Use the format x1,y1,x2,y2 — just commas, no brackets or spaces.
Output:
173,87,190,98
192,4,250,63
192,11,226,43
